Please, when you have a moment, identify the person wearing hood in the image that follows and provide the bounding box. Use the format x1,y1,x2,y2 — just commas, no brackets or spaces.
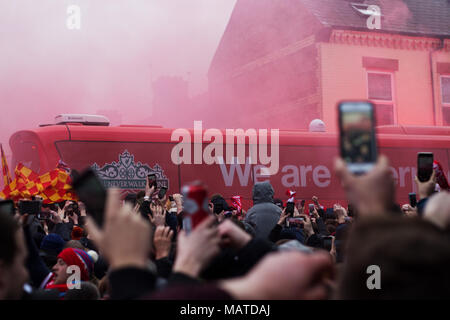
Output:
244,181,281,240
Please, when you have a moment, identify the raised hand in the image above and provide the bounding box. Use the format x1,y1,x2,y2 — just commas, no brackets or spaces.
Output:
172,216,220,278
85,189,152,270
149,203,166,227
415,170,436,200
153,226,174,260
218,219,252,249
334,155,395,217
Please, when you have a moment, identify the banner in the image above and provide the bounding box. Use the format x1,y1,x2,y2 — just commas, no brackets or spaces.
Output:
0,163,77,203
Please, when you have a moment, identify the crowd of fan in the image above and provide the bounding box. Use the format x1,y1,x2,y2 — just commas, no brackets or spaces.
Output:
1,155,450,300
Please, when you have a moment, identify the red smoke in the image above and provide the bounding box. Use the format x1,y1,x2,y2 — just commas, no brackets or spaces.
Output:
0,0,236,160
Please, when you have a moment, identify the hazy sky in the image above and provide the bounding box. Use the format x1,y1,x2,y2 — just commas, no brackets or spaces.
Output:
0,0,237,154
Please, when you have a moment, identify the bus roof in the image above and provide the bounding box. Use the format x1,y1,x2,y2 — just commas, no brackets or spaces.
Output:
11,123,450,148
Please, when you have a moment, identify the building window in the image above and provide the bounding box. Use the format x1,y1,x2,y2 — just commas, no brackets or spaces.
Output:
367,71,395,126
442,75,450,125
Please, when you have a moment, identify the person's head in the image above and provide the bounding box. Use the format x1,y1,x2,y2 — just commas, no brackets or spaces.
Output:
64,240,86,250
124,193,137,207
210,195,230,215
326,223,336,235
64,281,100,300
52,248,94,285
252,181,275,204
338,216,450,299
40,233,65,269
136,190,146,201
0,212,28,300
71,226,85,241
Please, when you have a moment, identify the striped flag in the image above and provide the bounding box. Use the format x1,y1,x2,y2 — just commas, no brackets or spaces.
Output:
1,144,12,187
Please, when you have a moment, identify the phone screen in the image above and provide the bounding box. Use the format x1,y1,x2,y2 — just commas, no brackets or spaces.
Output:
338,101,377,174
286,202,294,215
0,200,15,216
158,187,168,199
408,193,417,208
287,217,304,227
18,200,42,215
73,168,106,227
309,204,314,213
417,152,434,182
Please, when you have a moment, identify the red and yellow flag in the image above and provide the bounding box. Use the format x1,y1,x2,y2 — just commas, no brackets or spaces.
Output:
1,144,12,187
0,163,77,203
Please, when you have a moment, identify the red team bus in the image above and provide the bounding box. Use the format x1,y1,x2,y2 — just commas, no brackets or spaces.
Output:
8,115,450,209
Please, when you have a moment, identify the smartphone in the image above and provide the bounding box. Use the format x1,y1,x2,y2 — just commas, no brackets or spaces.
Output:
169,195,174,202
309,203,315,214
158,187,168,200
72,168,107,227
181,182,210,234
287,217,304,227
286,202,294,215
409,193,417,208
147,174,157,188
338,101,377,175
0,200,15,216
417,152,434,182
18,200,42,215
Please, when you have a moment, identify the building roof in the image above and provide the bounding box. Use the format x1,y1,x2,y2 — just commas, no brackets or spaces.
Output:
209,0,450,77
299,0,450,37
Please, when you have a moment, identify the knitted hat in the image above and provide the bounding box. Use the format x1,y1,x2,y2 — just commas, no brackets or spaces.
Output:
71,226,84,241
40,234,65,257
57,248,94,281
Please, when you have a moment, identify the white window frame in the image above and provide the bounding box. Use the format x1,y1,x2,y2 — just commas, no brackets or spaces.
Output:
441,75,450,107
366,70,397,125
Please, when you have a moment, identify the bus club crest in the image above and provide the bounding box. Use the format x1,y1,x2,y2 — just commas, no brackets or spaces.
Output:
91,150,169,190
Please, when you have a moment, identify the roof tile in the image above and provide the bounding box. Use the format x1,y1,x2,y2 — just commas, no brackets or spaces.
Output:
299,0,450,37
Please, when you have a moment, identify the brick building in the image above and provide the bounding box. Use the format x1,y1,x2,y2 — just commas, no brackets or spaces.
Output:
208,0,450,131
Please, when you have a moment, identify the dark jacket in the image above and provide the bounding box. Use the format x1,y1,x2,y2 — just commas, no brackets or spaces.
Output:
200,237,275,280
27,215,46,248
50,222,73,241
109,267,233,300
23,225,51,288
244,181,281,240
